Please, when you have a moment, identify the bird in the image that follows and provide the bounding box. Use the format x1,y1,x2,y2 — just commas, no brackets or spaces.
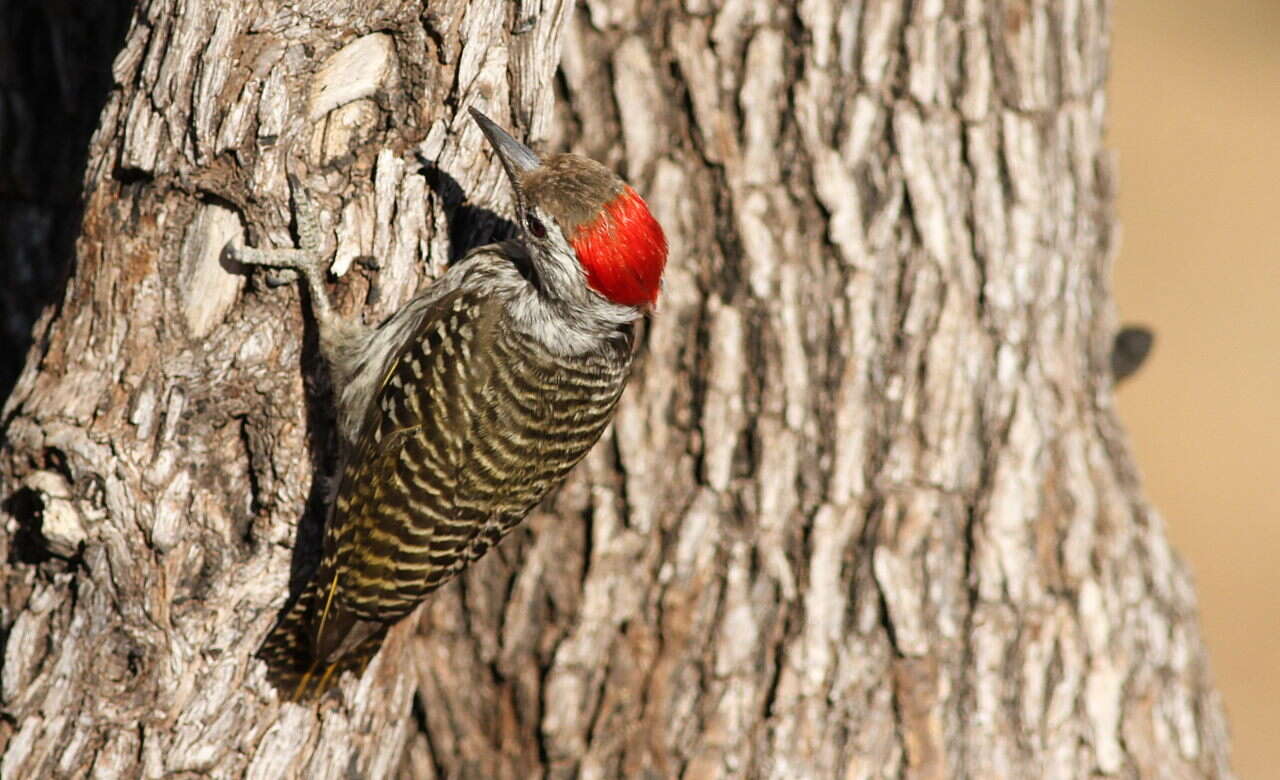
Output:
229,108,668,698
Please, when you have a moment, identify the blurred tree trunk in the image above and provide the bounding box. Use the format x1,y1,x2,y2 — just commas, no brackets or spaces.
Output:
398,1,1233,778
0,1,1233,780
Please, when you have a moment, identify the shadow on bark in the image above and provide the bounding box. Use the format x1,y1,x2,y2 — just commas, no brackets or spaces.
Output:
417,159,519,262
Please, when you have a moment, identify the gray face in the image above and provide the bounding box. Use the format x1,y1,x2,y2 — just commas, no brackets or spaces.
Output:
470,108,647,327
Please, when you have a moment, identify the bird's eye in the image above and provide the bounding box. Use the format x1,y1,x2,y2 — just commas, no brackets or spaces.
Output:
526,212,547,239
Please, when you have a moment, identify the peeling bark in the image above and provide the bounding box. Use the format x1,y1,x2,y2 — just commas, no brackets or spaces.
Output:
0,0,1232,778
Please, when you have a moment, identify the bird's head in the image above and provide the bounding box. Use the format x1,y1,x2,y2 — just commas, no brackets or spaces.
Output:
471,108,667,314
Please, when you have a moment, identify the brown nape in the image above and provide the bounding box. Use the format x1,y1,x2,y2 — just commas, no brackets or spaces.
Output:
520,154,625,236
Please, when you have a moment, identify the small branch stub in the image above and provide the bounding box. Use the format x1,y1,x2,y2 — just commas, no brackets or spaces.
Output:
20,470,88,558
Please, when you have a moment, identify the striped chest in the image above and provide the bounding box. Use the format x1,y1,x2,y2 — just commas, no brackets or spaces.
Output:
325,290,634,619
460,318,634,513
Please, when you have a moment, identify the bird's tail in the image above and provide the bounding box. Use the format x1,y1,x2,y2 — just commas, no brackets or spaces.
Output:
256,583,389,701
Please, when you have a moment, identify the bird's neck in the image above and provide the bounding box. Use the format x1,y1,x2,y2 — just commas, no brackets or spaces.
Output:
484,240,640,358
504,283,636,358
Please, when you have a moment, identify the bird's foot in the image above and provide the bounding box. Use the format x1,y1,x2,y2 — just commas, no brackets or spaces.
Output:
224,180,338,318
227,185,327,281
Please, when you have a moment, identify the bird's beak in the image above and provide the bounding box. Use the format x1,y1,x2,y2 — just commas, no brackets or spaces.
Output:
470,108,541,184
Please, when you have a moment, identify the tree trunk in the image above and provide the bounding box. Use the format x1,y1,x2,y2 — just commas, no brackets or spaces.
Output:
395,1,1233,777
0,1,1233,779
1,0,571,776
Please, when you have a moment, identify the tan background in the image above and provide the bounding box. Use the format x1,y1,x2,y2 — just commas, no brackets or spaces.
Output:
1111,1,1280,776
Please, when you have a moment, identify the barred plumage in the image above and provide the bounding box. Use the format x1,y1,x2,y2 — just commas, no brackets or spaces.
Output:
239,110,667,699
257,274,634,696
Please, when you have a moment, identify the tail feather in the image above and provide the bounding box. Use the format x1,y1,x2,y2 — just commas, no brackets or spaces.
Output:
256,585,389,700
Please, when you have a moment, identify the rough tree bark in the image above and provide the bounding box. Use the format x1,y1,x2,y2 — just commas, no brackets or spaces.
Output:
0,1,1233,779
1,0,572,776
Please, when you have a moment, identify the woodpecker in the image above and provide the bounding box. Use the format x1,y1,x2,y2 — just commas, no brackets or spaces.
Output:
231,109,667,698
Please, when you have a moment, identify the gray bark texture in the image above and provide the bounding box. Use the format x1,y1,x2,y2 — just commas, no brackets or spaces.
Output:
0,0,1233,778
